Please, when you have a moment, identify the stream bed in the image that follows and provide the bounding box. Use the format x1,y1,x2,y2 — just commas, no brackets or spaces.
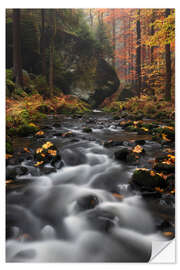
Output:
6,111,175,262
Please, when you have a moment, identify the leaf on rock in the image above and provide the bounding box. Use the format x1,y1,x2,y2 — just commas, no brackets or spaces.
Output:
112,193,124,200
34,161,44,167
36,147,43,154
162,133,171,142
36,130,44,136
155,187,164,192
42,141,53,149
24,147,30,153
132,145,143,153
48,149,57,156
6,154,13,159
163,231,173,237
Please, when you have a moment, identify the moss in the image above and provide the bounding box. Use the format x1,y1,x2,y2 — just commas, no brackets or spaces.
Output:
6,141,13,154
17,123,38,136
132,169,164,189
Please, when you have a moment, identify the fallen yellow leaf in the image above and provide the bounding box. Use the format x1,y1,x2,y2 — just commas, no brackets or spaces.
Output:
6,154,13,159
162,133,171,142
36,147,43,154
150,170,156,176
155,187,164,193
36,130,44,136
163,231,173,237
48,149,57,156
6,180,14,184
112,193,124,199
24,147,30,153
42,141,53,149
34,161,44,167
133,145,143,153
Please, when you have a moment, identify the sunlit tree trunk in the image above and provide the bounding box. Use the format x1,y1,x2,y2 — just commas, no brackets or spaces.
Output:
165,9,171,101
136,9,141,97
13,9,23,88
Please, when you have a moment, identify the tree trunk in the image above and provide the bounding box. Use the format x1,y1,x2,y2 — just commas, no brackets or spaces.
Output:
49,10,56,97
150,10,155,64
112,9,116,69
136,9,141,97
41,9,46,77
13,9,23,88
165,9,171,101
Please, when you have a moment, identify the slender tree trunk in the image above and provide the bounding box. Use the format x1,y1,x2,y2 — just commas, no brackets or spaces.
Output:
165,9,171,101
49,9,56,97
13,9,23,88
89,9,93,29
136,9,141,97
112,9,116,69
150,10,155,63
41,9,46,77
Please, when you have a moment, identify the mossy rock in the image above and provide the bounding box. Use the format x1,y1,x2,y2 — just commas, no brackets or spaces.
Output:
17,123,38,136
125,125,138,132
153,163,175,174
6,141,13,154
131,169,164,189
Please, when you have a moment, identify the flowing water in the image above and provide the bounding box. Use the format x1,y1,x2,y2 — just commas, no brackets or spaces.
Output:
6,111,172,262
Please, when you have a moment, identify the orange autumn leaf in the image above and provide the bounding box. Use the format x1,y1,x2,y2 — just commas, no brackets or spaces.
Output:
36,130,44,136
42,141,53,149
24,147,30,153
112,193,124,199
36,147,43,154
163,232,173,237
6,180,14,184
167,155,175,163
48,149,57,156
162,133,171,142
150,170,156,176
34,161,44,167
6,154,13,159
155,187,164,193
132,145,143,153
41,153,46,157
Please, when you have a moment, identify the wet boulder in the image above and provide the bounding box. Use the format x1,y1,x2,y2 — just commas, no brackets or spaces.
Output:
86,209,117,233
62,149,87,166
89,58,120,107
114,148,130,161
77,195,99,211
131,169,164,190
6,166,28,180
104,140,123,148
82,127,92,133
